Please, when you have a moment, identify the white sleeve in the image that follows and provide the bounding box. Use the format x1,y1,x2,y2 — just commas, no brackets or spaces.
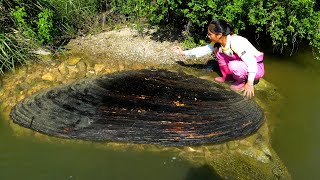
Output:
183,44,214,58
241,53,257,83
230,36,258,83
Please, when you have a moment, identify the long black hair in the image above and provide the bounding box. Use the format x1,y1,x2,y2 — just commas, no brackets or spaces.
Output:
208,19,234,36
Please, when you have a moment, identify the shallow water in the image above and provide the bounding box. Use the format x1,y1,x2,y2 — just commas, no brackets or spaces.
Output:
1,48,319,179
0,117,199,180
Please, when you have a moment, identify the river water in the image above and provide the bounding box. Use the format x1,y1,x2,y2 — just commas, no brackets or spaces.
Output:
1,49,319,179
263,49,320,180
0,115,197,180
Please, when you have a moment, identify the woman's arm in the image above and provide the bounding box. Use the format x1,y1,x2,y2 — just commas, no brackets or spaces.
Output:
241,53,257,98
230,36,259,98
240,53,258,85
172,44,214,58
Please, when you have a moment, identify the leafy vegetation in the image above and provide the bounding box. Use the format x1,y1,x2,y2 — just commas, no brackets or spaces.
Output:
0,0,100,74
36,8,54,43
108,0,320,55
0,0,319,74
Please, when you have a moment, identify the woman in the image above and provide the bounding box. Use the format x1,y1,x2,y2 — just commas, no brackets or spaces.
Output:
172,19,265,99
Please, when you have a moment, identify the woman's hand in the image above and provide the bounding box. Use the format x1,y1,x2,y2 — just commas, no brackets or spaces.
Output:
242,83,255,99
171,46,184,55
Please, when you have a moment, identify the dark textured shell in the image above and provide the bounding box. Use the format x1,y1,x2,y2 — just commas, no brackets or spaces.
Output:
10,69,264,146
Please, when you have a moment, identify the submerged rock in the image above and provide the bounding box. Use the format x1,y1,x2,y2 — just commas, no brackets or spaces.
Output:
10,69,264,146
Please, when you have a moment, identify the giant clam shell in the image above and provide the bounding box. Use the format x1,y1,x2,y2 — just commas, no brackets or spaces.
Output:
10,69,264,146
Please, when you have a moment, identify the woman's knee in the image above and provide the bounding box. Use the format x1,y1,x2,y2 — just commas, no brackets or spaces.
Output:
228,61,248,77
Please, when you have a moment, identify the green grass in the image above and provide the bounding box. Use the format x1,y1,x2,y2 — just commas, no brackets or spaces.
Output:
0,34,34,74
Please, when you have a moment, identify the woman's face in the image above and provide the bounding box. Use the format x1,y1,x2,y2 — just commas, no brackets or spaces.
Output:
207,29,222,43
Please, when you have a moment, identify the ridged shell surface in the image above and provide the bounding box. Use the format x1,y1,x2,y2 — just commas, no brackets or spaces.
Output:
10,69,264,146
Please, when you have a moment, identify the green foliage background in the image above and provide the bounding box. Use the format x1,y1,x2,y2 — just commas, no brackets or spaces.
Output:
109,0,320,55
0,0,320,74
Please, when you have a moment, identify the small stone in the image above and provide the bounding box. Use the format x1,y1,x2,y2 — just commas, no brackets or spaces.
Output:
86,69,95,78
32,48,52,55
18,95,25,102
104,68,112,74
119,64,125,71
50,62,56,66
67,68,80,79
38,54,53,62
240,147,270,163
94,64,105,74
42,73,56,81
131,63,145,70
77,61,87,73
226,141,238,150
67,57,81,66
19,82,31,89
58,62,69,75
0,89,4,96
186,147,197,152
